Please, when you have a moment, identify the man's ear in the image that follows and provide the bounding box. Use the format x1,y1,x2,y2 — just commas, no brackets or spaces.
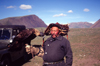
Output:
59,29,61,34
59,32,61,34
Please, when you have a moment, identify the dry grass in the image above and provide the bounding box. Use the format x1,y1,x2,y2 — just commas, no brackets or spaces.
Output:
69,28,100,66
22,28,100,66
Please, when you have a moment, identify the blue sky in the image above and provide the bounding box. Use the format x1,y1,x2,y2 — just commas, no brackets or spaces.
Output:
0,0,100,25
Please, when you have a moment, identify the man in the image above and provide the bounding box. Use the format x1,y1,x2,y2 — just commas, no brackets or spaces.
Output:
43,24,73,66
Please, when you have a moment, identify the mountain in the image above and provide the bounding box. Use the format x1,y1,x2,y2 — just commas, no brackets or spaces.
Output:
90,19,100,28
0,15,47,28
69,22,93,28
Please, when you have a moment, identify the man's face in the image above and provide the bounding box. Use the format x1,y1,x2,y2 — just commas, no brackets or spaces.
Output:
50,26,59,38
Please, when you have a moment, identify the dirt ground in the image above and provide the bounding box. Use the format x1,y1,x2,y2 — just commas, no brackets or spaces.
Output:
71,43,100,66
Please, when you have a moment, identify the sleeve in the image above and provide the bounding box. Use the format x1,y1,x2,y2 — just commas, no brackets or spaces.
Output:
43,41,46,51
64,40,73,66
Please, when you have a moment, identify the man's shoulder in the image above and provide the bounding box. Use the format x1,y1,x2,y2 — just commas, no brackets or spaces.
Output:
44,37,52,43
61,36,67,40
43,37,51,45
61,36,69,43
46,37,52,41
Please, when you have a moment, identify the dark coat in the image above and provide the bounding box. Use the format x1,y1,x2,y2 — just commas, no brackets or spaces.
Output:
43,35,73,66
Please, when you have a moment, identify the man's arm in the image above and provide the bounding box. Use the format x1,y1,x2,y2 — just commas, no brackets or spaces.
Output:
65,40,73,66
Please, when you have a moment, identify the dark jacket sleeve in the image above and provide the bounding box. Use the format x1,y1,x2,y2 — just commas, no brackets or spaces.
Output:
43,41,46,51
64,40,73,66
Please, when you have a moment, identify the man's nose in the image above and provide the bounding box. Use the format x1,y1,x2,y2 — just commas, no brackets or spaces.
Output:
52,31,55,33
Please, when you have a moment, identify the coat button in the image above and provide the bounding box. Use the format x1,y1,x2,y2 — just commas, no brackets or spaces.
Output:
45,52,47,54
47,44,49,46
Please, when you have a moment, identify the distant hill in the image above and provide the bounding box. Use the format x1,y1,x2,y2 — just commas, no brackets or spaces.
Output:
90,19,100,28
0,15,47,28
69,22,93,28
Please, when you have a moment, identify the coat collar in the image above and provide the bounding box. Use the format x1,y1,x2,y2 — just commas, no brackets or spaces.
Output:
46,35,62,41
56,35,63,40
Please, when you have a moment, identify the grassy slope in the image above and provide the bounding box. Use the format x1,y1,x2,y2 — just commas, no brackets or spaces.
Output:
23,28,100,66
68,28,100,66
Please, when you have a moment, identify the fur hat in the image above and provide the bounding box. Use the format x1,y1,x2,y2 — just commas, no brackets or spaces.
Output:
44,23,69,36
49,23,61,29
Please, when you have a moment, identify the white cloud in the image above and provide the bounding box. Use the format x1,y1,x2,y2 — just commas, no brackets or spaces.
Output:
53,13,66,17
19,4,32,10
83,8,90,12
7,6,16,8
68,10,73,13
89,21,95,24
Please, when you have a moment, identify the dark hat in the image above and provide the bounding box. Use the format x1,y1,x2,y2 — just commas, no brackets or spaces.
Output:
49,23,61,29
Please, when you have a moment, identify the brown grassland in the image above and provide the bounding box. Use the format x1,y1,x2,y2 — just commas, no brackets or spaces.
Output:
22,27,100,66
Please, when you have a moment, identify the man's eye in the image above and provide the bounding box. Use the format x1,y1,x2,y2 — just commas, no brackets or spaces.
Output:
51,30,58,32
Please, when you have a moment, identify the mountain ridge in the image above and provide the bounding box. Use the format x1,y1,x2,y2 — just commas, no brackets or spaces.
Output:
0,15,47,28
90,19,100,28
69,22,93,28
